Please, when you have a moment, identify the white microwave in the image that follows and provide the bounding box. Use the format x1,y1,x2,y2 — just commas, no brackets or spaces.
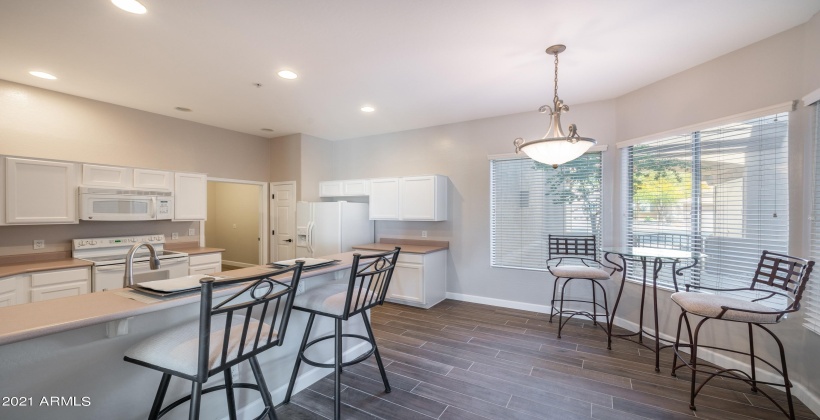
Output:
79,188,174,221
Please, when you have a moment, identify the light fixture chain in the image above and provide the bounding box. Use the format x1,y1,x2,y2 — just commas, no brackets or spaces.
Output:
553,51,559,104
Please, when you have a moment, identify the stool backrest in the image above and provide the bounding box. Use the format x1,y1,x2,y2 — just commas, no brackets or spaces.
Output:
749,251,814,312
195,262,304,382
342,248,401,320
549,235,597,261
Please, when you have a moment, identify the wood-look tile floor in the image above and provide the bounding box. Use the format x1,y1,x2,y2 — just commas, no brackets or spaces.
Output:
281,300,818,419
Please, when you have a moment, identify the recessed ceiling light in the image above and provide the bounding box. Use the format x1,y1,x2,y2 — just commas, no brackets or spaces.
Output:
29,71,57,80
277,70,298,80
361,106,375,113
111,0,147,14
175,107,192,112
261,128,274,132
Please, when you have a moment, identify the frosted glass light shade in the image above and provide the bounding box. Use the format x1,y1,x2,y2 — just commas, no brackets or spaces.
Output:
519,137,595,166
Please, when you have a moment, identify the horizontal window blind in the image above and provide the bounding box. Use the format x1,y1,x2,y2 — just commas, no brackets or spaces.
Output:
625,112,789,297
491,152,602,270
805,104,820,335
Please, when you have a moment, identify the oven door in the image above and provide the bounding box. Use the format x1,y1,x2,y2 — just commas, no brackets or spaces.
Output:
93,257,190,292
80,195,156,221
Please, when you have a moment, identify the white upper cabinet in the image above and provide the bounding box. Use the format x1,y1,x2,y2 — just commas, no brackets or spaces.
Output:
368,175,448,221
399,175,447,221
369,178,400,220
319,179,370,197
133,168,173,191
82,164,132,189
174,172,207,220
319,181,343,197
5,157,78,224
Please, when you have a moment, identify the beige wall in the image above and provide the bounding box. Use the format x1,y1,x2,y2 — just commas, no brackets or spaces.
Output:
205,181,261,265
270,133,301,185
300,133,335,201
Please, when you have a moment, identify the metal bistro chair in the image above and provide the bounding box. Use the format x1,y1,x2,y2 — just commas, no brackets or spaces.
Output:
547,235,617,348
670,251,814,419
123,262,304,420
282,248,400,420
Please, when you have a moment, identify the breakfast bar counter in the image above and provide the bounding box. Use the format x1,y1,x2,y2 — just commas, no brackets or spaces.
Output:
0,252,370,420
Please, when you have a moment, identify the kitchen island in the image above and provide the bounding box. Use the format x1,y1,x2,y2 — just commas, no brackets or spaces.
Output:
0,252,370,420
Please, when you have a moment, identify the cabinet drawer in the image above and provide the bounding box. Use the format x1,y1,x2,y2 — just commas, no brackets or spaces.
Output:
190,252,222,266
0,276,16,294
31,268,90,287
30,281,89,302
397,253,423,264
189,262,221,275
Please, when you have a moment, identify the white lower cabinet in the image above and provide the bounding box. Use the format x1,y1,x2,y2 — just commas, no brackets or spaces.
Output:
189,252,223,275
29,267,91,303
385,250,446,308
0,275,25,307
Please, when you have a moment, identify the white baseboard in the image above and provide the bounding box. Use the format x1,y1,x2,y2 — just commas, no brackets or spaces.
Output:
222,260,255,268
223,341,370,420
445,292,552,314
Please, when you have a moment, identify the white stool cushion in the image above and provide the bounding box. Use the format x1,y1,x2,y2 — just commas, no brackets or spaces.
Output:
124,314,271,376
294,282,375,316
549,266,611,280
671,292,779,324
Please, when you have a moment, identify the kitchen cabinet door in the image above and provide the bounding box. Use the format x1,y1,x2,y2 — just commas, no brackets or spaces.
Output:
174,172,207,220
134,169,173,191
0,276,20,307
5,157,78,224
386,262,424,305
399,175,447,221
82,164,132,188
343,179,370,196
368,178,400,220
319,181,343,197
189,252,222,275
30,281,89,302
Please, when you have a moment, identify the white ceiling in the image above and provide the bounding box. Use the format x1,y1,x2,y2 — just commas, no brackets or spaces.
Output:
1,0,818,140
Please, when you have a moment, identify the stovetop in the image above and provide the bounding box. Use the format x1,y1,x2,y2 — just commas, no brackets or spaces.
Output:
81,251,187,263
72,234,188,266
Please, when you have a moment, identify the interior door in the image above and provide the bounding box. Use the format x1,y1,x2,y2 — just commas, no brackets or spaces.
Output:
270,181,297,262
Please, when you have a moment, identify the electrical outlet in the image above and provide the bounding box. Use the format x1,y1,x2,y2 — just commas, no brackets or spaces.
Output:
171,232,179,240
33,240,45,250
421,231,428,238
231,365,239,382
188,228,196,236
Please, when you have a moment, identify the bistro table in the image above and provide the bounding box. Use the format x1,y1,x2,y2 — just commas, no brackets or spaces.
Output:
601,246,702,371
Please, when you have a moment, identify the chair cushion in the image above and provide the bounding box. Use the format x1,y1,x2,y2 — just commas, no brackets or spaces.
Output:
124,315,271,377
549,266,611,280
294,282,375,316
670,292,779,324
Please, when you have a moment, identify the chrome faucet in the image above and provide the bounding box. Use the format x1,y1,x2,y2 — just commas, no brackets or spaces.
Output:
124,242,161,287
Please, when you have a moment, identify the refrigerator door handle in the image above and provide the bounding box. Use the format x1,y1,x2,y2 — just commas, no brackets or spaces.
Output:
306,221,315,256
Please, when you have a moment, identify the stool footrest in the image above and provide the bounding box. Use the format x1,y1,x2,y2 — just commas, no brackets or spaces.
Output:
156,382,262,418
300,333,376,368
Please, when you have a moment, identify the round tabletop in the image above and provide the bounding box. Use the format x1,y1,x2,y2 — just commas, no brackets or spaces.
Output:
601,246,704,260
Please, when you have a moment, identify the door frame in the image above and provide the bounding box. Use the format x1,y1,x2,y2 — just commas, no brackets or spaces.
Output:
270,181,297,262
206,177,269,265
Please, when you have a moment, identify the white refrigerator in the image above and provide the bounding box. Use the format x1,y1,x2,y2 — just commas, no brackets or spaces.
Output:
295,201,374,258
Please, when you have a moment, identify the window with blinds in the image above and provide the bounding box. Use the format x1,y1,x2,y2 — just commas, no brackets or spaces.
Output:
805,104,820,335
625,112,790,297
490,152,602,270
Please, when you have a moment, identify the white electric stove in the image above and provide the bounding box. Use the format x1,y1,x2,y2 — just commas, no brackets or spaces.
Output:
73,234,189,292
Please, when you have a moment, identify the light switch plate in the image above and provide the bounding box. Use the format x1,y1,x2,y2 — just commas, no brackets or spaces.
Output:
188,228,196,236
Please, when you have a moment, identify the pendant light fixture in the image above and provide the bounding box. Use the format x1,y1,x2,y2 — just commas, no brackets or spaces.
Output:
513,44,596,168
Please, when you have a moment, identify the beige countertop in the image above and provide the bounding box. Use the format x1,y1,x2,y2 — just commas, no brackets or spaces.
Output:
0,252,356,346
353,238,449,254
0,253,93,278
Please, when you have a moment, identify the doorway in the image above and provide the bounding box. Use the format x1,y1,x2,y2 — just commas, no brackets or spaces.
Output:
270,181,297,262
205,179,267,270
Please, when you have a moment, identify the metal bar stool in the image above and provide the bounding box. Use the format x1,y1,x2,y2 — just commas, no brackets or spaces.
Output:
547,235,617,348
670,251,814,419
282,248,400,420
123,262,305,420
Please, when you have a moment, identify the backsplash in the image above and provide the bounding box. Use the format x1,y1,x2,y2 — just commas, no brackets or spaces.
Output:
0,220,200,256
